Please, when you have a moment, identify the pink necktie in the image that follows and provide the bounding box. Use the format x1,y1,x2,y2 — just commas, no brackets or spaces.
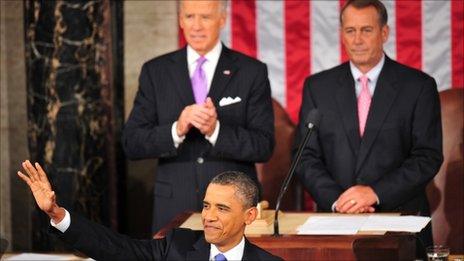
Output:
191,56,207,104
358,75,371,137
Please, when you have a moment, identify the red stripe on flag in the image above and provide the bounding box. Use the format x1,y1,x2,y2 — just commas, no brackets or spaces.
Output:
177,1,186,48
396,0,422,70
285,0,310,125
177,1,186,47
285,1,313,210
340,0,349,63
231,0,257,58
178,25,187,48
452,0,464,88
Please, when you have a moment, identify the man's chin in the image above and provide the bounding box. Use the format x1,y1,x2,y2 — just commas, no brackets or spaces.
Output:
188,43,207,53
350,55,368,63
204,234,220,244
350,58,371,67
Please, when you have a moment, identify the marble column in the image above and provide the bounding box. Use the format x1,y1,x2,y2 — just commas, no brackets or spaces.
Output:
24,0,123,250
1,0,30,251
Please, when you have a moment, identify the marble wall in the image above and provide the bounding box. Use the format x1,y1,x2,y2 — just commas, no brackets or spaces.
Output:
122,0,177,238
23,0,122,250
0,0,179,250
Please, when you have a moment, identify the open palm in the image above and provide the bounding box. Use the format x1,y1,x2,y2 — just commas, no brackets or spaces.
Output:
17,160,57,213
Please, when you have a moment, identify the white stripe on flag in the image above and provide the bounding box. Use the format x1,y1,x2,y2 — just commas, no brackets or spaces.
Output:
220,0,232,48
383,0,396,59
423,1,452,91
257,0,286,107
311,1,341,74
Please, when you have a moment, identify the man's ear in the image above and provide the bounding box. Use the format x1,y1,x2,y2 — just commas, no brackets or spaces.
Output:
382,24,389,43
219,12,226,29
179,16,185,30
244,207,257,225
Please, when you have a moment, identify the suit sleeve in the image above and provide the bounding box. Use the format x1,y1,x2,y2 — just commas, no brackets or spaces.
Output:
52,213,167,261
210,63,275,163
371,76,443,210
122,63,177,160
295,79,344,211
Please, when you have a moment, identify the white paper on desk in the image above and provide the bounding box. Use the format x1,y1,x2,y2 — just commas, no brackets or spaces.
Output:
297,216,369,235
360,215,431,232
4,253,94,260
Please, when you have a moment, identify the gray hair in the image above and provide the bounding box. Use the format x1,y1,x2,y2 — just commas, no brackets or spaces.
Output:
210,171,259,209
340,0,388,27
178,0,228,15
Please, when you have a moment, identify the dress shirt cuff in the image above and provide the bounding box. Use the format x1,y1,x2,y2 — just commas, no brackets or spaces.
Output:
50,208,71,233
172,121,186,148
331,201,337,212
205,120,220,146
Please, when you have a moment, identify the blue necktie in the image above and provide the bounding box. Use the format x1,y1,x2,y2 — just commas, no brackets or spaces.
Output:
214,253,227,261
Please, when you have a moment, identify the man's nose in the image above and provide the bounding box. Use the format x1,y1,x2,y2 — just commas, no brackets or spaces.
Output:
203,208,217,221
192,16,203,30
354,31,363,44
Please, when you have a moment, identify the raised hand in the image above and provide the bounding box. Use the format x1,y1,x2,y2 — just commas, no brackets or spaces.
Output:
17,160,65,223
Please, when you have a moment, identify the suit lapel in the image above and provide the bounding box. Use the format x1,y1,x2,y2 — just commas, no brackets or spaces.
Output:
169,47,196,106
335,63,361,156
208,45,238,104
355,57,399,174
186,235,210,261
242,238,260,261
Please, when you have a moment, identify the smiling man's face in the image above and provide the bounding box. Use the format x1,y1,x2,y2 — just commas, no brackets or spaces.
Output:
201,183,256,252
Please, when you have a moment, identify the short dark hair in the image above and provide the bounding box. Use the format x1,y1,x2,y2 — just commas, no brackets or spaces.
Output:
340,0,388,27
210,171,259,209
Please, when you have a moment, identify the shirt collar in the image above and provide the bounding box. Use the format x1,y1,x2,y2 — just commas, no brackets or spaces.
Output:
187,40,222,66
349,53,385,82
210,236,245,261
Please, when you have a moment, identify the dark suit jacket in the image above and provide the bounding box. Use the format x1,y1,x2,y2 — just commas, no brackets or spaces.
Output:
53,213,282,261
122,45,274,232
295,56,443,245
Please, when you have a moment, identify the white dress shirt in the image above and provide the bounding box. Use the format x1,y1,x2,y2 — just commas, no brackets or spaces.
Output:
171,40,223,148
209,236,245,261
349,54,385,97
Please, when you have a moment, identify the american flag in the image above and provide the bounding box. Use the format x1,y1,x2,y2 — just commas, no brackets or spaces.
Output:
180,0,463,124
178,0,463,209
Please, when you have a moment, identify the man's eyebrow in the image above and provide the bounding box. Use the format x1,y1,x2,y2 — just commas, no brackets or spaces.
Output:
203,201,210,205
344,25,374,29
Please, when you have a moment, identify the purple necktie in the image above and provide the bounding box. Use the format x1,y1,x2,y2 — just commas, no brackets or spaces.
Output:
191,56,207,104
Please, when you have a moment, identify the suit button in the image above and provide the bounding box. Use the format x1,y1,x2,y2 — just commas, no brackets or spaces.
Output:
197,157,204,164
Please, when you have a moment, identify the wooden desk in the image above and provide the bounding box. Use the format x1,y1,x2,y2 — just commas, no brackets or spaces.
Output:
155,212,417,260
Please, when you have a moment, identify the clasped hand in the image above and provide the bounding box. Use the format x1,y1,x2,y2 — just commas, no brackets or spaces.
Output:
177,97,217,137
335,185,378,214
